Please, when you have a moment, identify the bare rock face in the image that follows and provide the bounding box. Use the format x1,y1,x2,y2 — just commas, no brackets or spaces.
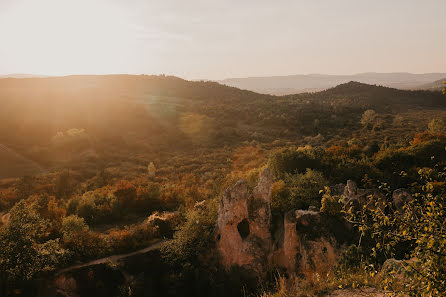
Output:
216,168,273,275
271,210,338,277
343,180,386,211
343,181,413,212
217,168,340,277
344,180,359,199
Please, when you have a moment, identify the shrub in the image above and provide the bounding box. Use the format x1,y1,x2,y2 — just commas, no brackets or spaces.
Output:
161,199,218,267
344,167,446,296
337,244,368,271
407,139,446,164
320,188,343,217
269,146,323,178
271,169,327,213
76,188,119,224
427,118,446,134
271,180,289,214
61,215,108,260
360,109,377,129
373,148,414,171
107,223,158,254
113,180,137,207
135,182,162,211
147,162,156,178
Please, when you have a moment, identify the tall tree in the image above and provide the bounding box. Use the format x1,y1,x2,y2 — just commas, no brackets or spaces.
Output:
0,200,67,293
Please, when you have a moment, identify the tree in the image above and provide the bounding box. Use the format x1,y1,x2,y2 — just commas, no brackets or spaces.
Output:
161,200,218,267
271,169,327,212
0,200,67,286
147,162,156,178
345,167,446,296
269,146,322,177
15,175,35,200
320,187,343,217
427,118,446,134
54,171,76,199
360,109,377,129
60,215,105,259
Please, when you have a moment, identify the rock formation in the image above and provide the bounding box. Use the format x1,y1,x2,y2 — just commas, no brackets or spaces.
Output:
342,180,411,211
216,174,413,277
216,168,342,277
271,210,338,277
216,168,273,275
342,180,387,211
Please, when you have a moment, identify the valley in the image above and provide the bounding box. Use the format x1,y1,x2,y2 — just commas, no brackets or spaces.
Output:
0,75,445,297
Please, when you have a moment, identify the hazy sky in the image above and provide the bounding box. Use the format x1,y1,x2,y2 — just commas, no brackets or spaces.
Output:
0,0,445,79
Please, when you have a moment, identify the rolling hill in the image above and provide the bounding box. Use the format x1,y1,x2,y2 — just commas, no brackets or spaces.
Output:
414,78,446,91
0,75,445,179
219,72,446,95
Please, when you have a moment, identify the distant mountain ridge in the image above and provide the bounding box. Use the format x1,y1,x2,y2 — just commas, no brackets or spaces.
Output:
219,72,446,95
414,78,446,91
0,73,50,78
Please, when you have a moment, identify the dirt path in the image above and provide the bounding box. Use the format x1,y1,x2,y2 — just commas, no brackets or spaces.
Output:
57,240,166,275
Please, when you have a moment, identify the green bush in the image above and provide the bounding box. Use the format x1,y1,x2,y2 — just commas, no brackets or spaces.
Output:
373,148,415,171
269,146,323,178
271,169,327,213
75,189,120,225
320,189,343,217
0,200,67,282
61,215,109,260
161,199,218,267
344,167,446,296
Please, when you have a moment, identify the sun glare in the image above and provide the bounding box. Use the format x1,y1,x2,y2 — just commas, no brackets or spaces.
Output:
0,0,137,75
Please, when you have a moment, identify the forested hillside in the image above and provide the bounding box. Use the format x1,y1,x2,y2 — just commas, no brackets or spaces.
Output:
1,75,445,179
0,76,445,296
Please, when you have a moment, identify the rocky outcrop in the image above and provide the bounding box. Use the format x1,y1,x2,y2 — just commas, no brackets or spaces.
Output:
271,210,338,277
341,180,412,212
216,168,273,275
342,179,384,208
216,174,414,277
216,168,342,277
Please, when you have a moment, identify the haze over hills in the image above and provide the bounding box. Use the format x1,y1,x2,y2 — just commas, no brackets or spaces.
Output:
219,72,446,95
0,73,50,78
414,77,446,91
0,144,46,179
0,74,445,179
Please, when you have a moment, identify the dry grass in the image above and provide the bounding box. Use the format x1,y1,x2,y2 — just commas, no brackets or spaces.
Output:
259,267,389,297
